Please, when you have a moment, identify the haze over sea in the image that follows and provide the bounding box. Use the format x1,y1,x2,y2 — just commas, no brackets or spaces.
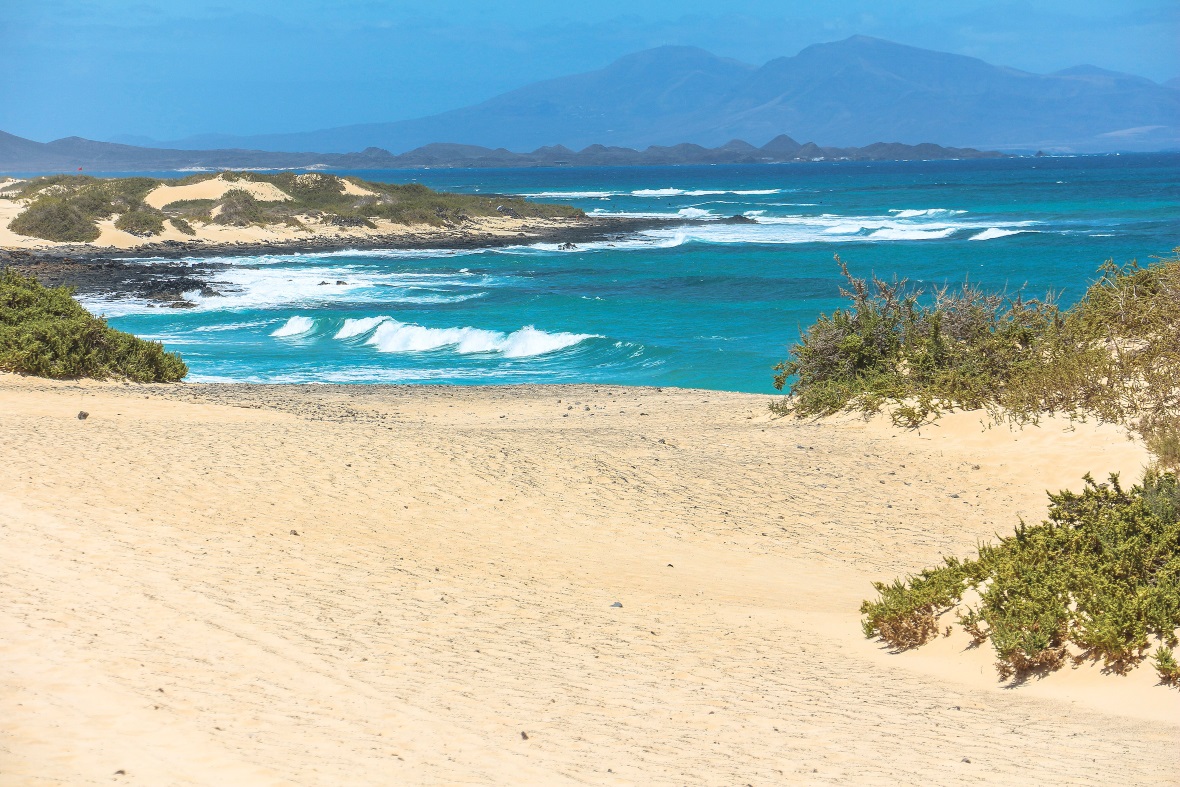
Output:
94,155,1178,392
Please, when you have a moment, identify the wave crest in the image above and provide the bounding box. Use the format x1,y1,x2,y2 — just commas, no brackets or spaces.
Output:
364,320,597,358
271,316,315,337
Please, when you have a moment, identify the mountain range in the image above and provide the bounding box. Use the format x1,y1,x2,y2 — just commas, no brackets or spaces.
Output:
122,36,1178,155
0,131,1004,173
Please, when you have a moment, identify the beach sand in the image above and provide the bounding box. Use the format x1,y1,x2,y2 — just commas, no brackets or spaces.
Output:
1,375,1177,785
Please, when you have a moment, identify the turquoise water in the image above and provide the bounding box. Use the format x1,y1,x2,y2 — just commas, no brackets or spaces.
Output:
97,155,1179,393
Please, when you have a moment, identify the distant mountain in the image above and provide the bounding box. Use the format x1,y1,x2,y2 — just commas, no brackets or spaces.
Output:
0,130,1004,173
137,36,1179,154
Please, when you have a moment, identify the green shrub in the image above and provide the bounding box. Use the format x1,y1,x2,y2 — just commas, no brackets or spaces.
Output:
772,251,1180,465
115,205,166,236
861,471,1180,680
169,217,197,235
213,189,267,226
1154,646,1180,685
9,197,100,242
162,198,216,219
0,269,186,381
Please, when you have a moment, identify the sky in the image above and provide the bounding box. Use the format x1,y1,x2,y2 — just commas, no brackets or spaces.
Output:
2,0,1177,143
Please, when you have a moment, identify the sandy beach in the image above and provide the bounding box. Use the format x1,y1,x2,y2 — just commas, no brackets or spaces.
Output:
1,374,1177,785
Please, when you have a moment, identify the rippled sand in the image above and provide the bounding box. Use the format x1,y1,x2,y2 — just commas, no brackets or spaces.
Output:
1,375,1176,785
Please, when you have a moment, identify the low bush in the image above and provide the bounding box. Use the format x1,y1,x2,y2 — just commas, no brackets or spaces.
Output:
772,251,1180,462
9,198,100,242
162,198,216,220
169,217,196,235
114,205,166,236
213,189,267,226
778,253,1180,684
861,472,1180,680
0,269,186,381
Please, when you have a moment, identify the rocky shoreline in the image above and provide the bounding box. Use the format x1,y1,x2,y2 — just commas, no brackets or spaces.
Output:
0,215,679,307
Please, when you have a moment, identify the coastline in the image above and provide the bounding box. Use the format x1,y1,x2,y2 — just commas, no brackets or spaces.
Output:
0,214,677,304
0,214,673,260
2,373,1176,785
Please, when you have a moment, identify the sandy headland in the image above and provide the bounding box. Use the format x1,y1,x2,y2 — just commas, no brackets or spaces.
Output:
0,173,671,259
1,375,1177,785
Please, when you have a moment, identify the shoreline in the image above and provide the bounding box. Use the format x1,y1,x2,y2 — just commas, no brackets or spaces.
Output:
0,215,679,305
0,214,674,261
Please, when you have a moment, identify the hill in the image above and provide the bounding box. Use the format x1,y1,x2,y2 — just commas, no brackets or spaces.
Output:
140,36,1179,154
0,130,1002,173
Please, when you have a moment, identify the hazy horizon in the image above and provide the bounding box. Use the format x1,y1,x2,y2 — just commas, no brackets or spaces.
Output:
2,0,1177,144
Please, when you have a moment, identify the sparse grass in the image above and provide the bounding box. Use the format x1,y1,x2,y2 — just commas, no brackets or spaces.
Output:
7,172,584,242
861,471,1180,681
0,269,186,381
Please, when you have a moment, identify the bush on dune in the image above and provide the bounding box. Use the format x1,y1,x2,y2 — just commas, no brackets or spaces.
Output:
774,250,1180,447
0,269,186,382
115,205,167,236
212,189,268,226
774,251,1180,684
9,197,100,242
860,472,1180,680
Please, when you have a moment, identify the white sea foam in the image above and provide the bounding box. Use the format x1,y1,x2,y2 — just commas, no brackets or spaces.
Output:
191,320,270,332
630,187,782,197
522,190,619,199
970,227,1027,241
869,227,958,240
271,316,315,337
334,316,391,339
364,320,596,357
889,208,967,218
676,207,714,218
632,188,687,197
498,326,593,358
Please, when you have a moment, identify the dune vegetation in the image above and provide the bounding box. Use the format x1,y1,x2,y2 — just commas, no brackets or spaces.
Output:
4,172,585,242
774,252,1180,683
0,269,186,381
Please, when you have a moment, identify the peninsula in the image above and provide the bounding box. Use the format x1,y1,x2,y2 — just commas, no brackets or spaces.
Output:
0,172,660,257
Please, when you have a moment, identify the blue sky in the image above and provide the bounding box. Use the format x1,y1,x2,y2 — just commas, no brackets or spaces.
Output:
2,0,1176,142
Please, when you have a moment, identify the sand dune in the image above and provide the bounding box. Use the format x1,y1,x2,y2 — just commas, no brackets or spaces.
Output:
142,176,293,209
1,375,1176,785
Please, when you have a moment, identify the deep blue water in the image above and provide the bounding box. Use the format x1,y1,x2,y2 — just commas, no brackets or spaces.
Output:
93,155,1179,392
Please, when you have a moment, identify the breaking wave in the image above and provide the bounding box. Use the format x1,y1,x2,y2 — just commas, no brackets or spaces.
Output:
334,316,391,339
970,227,1030,241
365,320,597,358
271,316,315,337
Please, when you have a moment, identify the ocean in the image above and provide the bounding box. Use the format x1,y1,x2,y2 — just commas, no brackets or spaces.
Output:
92,154,1179,393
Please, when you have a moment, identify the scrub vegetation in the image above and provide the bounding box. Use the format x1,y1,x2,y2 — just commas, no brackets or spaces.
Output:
6,171,585,241
0,269,186,381
860,472,1180,681
774,252,1180,683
